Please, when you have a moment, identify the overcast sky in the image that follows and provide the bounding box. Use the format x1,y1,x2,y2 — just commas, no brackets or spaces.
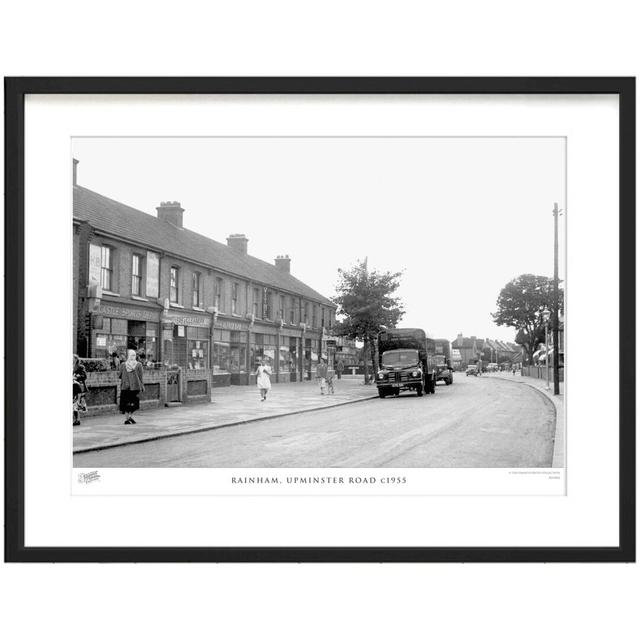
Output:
72,137,566,343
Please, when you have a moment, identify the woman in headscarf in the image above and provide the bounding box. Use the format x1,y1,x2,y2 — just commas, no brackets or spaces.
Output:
118,349,145,424
72,354,88,426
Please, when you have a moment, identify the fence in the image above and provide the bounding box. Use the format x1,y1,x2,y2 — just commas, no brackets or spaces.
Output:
521,365,564,383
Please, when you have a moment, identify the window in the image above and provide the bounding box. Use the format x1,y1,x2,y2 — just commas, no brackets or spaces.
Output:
312,304,317,328
289,298,295,325
100,246,113,291
170,266,179,303
231,282,239,314
253,288,260,317
131,254,143,296
279,295,285,320
304,302,309,324
215,277,223,311
265,290,273,320
192,272,201,308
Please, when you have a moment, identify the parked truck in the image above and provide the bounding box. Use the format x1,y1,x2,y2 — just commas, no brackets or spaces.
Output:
376,328,437,398
434,338,454,385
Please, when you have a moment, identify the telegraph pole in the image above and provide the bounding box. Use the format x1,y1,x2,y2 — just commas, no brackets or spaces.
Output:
553,203,563,395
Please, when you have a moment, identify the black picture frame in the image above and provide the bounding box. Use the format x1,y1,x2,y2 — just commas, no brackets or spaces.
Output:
4,77,635,563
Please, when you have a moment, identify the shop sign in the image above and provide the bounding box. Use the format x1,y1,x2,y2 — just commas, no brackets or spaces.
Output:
146,251,159,298
165,312,210,327
98,303,158,322
89,243,101,284
216,319,246,331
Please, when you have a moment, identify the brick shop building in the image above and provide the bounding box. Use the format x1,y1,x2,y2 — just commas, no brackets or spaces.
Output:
73,161,337,409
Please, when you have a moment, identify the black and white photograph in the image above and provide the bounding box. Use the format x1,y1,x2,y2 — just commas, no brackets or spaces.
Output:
71,136,566,478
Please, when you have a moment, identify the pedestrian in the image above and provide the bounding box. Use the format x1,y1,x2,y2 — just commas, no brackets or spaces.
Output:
118,349,145,424
316,358,328,394
255,359,272,401
326,369,335,394
335,359,344,380
72,354,88,426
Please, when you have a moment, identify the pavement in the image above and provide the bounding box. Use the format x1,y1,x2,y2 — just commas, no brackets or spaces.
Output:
73,376,378,454
484,371,565,468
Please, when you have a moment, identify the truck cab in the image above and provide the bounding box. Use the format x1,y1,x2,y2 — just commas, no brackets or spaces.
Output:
376,328,436,398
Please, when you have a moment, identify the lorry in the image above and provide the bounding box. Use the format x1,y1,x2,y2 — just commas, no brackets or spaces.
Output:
376,328,437,398
434,338,454,385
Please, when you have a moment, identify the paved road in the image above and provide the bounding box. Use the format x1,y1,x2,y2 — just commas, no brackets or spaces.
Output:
74,375,556,468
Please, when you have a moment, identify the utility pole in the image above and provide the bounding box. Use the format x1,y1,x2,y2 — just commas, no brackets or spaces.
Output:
553,202,563,395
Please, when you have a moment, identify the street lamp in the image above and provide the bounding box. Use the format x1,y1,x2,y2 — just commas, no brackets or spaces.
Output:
542,308,551,391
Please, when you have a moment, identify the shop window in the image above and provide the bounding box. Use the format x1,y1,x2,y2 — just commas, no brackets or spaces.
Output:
192,272,201,308
187,326,209,370
212,328,247,373
131,254,144,296
100,245,114,292
170,266,180,303
251,332,276,370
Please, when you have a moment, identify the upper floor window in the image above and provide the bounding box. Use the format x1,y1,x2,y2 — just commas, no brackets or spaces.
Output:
215,277,223,311
304,302,309,324
231,282,239,315
252,288,260,318
192,272,201,308
289,298,295,325
131,254,143,296
170,266,179,303
100,246,113,292
279,295,285,320
265,290,273,320
312,304,317,328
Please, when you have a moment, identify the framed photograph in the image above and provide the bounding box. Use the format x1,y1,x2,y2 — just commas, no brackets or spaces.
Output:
5,77,635,562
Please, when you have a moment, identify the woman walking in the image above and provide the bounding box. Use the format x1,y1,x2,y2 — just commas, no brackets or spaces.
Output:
72,354,88,426
255,359,272,401
118,349,145,424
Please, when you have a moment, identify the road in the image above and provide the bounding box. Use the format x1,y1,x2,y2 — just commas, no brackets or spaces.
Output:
74,375,556,468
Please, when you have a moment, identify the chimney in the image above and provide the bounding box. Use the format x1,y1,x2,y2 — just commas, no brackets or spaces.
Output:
274,254,291,273
156,201,184,228
73,158,79,186
227,234,248,255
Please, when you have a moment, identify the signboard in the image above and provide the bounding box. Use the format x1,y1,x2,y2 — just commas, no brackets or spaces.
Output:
98,303,158,322
165,311,210,328
216,319,246,331
146,251,159,298
89,243,101,284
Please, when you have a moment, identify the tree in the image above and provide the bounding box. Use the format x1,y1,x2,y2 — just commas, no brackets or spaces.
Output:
332,259,405,384
492,274,563,363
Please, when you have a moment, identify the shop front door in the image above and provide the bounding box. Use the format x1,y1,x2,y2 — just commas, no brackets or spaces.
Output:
166,369,181,403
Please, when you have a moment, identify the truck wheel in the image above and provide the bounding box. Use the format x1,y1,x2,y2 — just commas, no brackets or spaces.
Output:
378,388,386,398
394,389,400,397
417,384,423,396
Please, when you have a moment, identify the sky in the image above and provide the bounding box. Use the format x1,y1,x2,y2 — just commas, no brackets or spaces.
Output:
72,137,566,344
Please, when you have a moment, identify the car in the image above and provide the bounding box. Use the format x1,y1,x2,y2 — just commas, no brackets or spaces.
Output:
465,365,478,376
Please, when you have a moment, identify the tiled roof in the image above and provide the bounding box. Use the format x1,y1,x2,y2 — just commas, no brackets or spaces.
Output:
73,185,335,307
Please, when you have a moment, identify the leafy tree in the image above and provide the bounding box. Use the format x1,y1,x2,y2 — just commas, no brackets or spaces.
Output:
492,274,562,363
332,259,405,384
